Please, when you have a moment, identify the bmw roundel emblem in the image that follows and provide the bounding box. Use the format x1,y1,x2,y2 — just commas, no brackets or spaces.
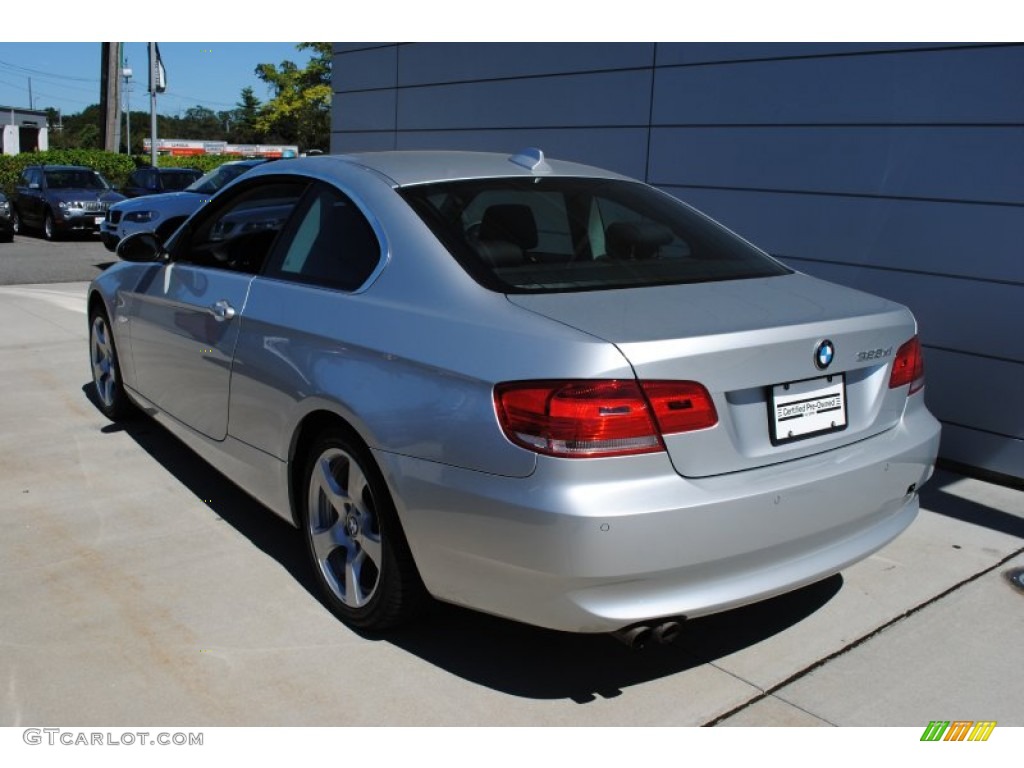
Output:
814,339,835,370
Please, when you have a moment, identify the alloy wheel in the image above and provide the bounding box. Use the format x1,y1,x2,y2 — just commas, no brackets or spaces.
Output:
306,447,383,609
90,314,117,410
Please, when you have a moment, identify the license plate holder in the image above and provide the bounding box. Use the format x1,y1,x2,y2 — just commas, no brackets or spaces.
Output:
769,374,847,445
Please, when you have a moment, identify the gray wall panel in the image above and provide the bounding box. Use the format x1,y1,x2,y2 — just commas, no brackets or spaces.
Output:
396,71,653,130
776,261,1024,364
333,91,396,133
334,46,397,92
937,423,1024,480
660,187,1024,285
650,127,1024,203
654,43,987,66
333,43,396,54
331,41,1024,479
392,128,650,180
653,47,1024,124
925,350,1024,440
397,43,653,86
331,132,396,152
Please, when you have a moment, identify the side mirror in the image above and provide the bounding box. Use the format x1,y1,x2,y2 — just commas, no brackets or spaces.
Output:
116,231,166,263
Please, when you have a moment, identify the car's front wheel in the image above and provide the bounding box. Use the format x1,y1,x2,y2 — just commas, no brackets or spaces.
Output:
301,431,427,630
89,308,133,420
11,209,22,236
43,210,57,241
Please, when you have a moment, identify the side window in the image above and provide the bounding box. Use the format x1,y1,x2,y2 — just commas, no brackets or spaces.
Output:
173,179,308,274
264,184,381,291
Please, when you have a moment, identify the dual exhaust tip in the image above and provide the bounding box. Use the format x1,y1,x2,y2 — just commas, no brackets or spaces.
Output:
612,619,683,650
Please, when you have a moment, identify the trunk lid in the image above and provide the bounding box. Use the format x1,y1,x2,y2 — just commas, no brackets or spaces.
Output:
507,273,917,477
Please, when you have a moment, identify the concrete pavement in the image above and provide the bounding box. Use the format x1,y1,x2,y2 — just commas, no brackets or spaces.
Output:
1,281,1021,726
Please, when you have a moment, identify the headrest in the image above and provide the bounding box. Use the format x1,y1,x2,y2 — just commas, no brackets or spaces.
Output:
605,221,673,260
479,204,538,250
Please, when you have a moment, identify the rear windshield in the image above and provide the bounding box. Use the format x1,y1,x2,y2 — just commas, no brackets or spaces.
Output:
400,177,789,293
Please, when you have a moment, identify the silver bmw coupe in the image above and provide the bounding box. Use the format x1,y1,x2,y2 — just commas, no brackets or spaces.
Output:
88,149,941,644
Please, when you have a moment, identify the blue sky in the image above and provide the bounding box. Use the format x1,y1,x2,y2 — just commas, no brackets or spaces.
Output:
0,43,315,117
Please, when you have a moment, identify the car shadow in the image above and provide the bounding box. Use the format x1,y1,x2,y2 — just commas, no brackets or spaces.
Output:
83,381,845,702
920,468,1024,540
379,575,843,702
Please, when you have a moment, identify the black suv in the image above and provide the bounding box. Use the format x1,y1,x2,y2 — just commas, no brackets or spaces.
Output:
12,165,126,240
122,166,203,198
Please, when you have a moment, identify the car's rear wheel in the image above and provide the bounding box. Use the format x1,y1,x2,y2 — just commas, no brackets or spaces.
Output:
89,308,132,420
301,431,427,630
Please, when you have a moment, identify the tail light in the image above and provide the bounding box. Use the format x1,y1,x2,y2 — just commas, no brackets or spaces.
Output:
888,336,925,394
494,379,717,458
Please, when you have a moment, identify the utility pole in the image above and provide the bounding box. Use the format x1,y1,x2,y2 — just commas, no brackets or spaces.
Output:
149,43,159,166
123,60,133,156
27,77,33,109
99,43,121,152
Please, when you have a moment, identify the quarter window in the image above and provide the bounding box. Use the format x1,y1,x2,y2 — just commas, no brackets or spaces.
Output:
264,184,381,291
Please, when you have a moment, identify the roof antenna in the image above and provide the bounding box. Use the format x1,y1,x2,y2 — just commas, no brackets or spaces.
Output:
509,147,552,173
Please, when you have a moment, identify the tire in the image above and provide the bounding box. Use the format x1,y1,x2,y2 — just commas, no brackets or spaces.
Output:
89,307,133,420
43,210,58,241
11,209,22,236
301,430,428,630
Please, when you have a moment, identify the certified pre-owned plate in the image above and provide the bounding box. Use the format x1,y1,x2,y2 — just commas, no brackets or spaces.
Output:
769,374,847,445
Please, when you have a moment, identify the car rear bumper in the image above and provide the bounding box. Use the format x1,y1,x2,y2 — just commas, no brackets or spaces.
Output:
378,398,941,633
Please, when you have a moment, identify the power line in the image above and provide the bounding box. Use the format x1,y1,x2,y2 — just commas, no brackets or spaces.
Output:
160,90,240,109
0,72,99,97
0,58,99,83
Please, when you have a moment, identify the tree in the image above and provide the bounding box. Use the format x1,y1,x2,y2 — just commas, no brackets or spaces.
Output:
254,42,331,151
53,104,103,149
232,86,262,144
179,106,221,140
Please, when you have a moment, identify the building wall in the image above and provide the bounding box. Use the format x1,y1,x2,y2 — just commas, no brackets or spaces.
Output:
332,43,1024,479
1,106,50,155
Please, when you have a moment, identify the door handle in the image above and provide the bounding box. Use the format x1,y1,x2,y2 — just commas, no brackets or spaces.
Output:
210,299,236,322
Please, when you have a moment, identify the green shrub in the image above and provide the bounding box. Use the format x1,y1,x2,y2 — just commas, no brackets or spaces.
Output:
0,150,248,196
154,154,246,173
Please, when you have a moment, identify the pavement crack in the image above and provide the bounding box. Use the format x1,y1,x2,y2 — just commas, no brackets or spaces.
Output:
701,545,1024,726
